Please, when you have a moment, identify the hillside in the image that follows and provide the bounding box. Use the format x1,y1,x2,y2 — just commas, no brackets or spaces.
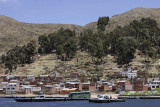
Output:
0,15,83,54
1,8,160,77
10,50,160,79
85,8,160,32
1,8,160,54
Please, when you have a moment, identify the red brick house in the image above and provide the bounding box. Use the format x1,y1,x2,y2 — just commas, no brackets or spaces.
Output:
125,78,148,91
61,88,78,94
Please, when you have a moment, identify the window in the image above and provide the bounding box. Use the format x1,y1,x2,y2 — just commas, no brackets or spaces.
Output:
152,86,155,88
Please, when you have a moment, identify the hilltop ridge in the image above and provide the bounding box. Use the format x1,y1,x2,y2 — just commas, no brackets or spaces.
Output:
1,8,160,53
85,8,160,32
0,15,83,54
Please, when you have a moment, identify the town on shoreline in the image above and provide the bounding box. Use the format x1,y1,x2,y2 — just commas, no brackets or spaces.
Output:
0,67,160,98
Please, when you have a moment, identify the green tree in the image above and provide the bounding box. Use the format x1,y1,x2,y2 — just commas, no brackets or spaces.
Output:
79,29,94,51
56,45,64,60
109,26,122,54
5,61,13,73
19,53,26,66
38,35,52,53
140,40,151,61
25,41,36,63
97,16,109,32
80,30,108,63
116,37,137,65
54,28,77,60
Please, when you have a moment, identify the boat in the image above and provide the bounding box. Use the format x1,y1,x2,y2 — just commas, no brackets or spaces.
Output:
14,93,67,102
15,97,67,102
89,95,125,103
15,91,91,102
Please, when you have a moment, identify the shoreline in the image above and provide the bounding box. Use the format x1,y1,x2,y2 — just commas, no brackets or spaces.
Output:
0,93,119,98
1,93,160,99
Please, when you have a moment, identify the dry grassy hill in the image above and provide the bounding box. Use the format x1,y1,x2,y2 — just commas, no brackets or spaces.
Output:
0,15,83,54
10,50,160,79
1,8,160,54
1,8,160,76
85,8,160,32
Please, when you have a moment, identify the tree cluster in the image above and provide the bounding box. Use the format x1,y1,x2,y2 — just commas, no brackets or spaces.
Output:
110,18,160,63
1,41,36,72
38,28,77,61
79,30,109,63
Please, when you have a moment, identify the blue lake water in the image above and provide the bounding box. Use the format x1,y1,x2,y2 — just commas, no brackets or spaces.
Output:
0,98,159,107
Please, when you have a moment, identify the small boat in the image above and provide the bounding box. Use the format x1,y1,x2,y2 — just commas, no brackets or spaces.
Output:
89,95,125,103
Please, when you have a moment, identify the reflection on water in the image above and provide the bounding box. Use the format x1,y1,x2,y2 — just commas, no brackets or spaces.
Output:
0,98,159,107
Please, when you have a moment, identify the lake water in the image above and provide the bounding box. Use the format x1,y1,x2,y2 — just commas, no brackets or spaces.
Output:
0,98,160,107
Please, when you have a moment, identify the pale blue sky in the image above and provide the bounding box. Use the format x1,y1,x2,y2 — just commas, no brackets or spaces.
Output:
0,0,159,26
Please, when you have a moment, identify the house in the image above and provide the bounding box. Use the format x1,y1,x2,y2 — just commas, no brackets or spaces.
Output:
19,85,41,94
103,82,112,91
65,82,80,90
31,86,41,94
61,88,78,94
97,81,115,92
125,80,133,91
38,75,50,83
0,88,4,94
52,84,64,94
89,82,96,92
42,85,54,95
19,85,32,94
116,80,126,91
126,78,148,91
131,78,148,91
26,75,35,81
128,70,137,79
82,82,90,91
6,75,21,80
81,82,97,92
1,82,8,89
137,71,148,83
6,83,18,94
149,80,160,90
121,68,138,79
121,71,128,77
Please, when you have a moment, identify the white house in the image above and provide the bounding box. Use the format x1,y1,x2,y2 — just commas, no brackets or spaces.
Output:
149,80,160,89
26,75,35,80
6,83,18,94
32,86,41,92
127,68,137,79
128,71,137,79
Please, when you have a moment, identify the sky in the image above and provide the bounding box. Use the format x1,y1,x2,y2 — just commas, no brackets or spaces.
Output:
0,0,160,26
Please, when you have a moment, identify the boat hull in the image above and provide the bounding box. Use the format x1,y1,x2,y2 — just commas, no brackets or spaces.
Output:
15,97,67,102
14,97,90,102
89,98,125,103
